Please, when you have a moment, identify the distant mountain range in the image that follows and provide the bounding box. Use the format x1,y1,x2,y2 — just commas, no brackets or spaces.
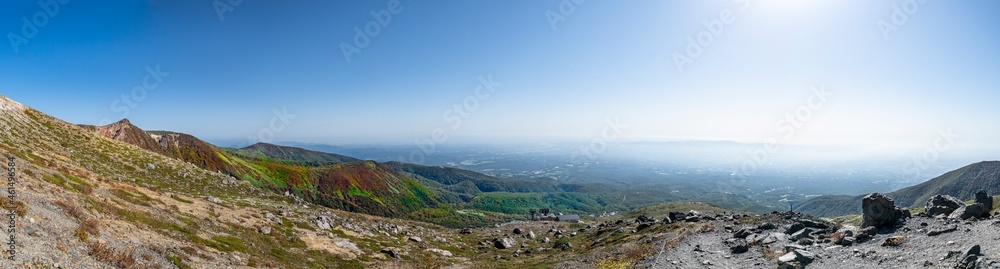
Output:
797,161,1000,217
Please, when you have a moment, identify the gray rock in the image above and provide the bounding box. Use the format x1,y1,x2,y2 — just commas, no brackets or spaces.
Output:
381,248,400,259
313,216,333,230
726,238,749,254
527,231,536,239
460,228,473,234
778,249,816,268
840,237,856,246
258,226,272,235
734,228,755,239
927,225,958,236
927,206,955,217
554,241,572,251
785,223,805,235
759,223,777,230
926,195,965,216
790,228,813,241
976,190,993,216
798,219,829,229
427,248,453,257
513,228,523,235
861,193,904,228
949,203,985,220
408,236,423,243
206,196,223,204
494,237,517,249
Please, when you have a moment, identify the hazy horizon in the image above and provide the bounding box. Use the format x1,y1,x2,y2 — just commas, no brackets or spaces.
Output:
4,1,999,157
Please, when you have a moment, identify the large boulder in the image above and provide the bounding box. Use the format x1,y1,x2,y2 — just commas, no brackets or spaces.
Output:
861,193,905,228
925,195,965,216
975,190,993,216
949,203,986,220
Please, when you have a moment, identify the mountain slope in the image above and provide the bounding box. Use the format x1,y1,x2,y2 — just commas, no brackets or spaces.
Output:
86,119,442,219
798,161,1000,217
385,161,560,193
224,142,360,166
0,95,372,267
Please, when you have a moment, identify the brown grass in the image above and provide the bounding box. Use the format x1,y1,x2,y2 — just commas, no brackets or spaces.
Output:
88,241,139,269
80,219,101,236
55,200,87,221
624,242,655,261
74,228,89,242
830,231,843,244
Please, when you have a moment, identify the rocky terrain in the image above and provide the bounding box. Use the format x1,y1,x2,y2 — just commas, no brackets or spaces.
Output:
639,192,1000,269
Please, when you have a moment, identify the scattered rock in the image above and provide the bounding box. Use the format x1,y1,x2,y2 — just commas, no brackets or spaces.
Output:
381,248,400,259
258,226,272,235
427,248,453,257
206,196,223,204
785,223,805,235
313,216,333,230
408,236,423,243
759,223,777,230
956,244,984,269
840,237,856,246
777,249,815,268
927,225,958,236
726,238,749,254
513,228,523,235
494,237,517,249
460,228,473,234
734,228,755,239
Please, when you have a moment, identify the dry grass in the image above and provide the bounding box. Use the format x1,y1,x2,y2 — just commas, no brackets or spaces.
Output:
80,219,101,236
624,242,655,261
596,257,632,269
830,231,843,244
88,241,139,269
74,228,89,242
0,200,27,217
55,200,87,221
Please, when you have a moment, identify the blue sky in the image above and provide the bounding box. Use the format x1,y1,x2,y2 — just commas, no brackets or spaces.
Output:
1,0,999,155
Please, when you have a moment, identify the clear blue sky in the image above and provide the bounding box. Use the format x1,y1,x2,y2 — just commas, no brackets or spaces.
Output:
2,0,998,154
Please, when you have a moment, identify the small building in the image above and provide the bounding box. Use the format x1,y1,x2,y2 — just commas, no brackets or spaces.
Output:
557,214,580,222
